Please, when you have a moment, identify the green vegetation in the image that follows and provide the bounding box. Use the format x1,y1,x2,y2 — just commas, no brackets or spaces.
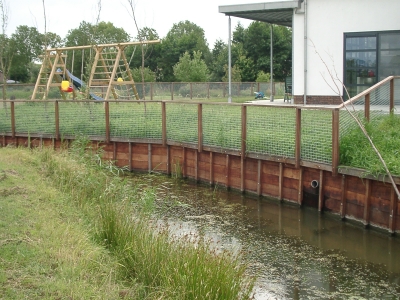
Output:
340,113,400,176
0,141,255,299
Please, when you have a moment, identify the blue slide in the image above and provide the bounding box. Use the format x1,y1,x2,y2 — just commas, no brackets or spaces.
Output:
65,70,103,101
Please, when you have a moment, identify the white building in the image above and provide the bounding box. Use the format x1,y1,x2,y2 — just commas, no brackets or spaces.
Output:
219,0,400,104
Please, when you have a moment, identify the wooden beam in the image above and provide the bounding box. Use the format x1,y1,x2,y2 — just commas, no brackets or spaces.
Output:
390,78,394,114
210,151,214,186
389,187,397,234
340,174,347,219
278,163,283,201
182,147,186,178
166,145,171,175
195,150,199,182
148,144,152,173
332,109,339,176
129,142,132,171
257,159,262,196
295,108,301,168
363,179,371,227
240,156,245,193
298,167,303,206
226,154,230,189
45,40,161,52
318,170,324,212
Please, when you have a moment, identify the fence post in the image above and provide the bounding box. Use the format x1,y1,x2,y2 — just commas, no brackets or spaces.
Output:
198,103,202,152
207,83,210,99
150,83,153,100
390,78,394,114
365,93,370,121
162,101,167,146
295,108,301,168
105,101,110,143
241,105,247,159
190,83,193,99
11,101,15,138
55,101,59,140
332,109,339,176
171,83,174,100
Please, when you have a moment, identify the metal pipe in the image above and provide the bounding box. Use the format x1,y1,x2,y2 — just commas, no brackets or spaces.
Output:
228,16,232,103
304,0,307,105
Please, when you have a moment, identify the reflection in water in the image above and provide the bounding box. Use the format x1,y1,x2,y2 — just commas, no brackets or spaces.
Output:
131,173,400,299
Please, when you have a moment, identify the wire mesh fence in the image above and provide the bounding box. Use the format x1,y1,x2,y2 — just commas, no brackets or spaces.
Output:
110,102,162,140
301,109,332,164
14,102,56,135
246,106,296,157
202,104,242,150
0,102,11,133
166,102,198,144
59,102,105,137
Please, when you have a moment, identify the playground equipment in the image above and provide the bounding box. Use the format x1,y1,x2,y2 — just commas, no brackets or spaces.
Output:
32,40,160,100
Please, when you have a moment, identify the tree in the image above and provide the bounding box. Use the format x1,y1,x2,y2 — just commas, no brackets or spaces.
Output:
0,0,14,100
131,67,156,82
173,51,209,82
158,21,210,82
256,70,270,82
209,39,228,82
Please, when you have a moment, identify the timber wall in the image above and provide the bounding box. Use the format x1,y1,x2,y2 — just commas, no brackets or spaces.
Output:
1,135,399,235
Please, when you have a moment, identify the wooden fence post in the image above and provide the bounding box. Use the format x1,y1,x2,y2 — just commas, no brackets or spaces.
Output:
162,101,167,146
390,78,394,114
11,101,15,138
241,105,247,192
365,93,370,121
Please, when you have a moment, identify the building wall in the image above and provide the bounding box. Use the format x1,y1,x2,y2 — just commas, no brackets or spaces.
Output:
292,0,400,103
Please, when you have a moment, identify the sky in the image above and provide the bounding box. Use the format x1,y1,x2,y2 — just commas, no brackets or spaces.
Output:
4,0,256,48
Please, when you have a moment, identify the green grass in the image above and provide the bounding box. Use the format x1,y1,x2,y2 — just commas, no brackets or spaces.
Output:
0,141,255,299
340,113,400,176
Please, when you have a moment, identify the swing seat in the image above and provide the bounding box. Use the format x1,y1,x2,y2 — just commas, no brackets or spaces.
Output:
61,80,73,92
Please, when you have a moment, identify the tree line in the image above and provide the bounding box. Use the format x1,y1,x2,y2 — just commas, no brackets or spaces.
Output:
1,20,292,84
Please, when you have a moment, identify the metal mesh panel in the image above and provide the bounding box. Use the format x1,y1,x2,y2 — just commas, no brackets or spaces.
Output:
0,102,11,133
246,106,296,157
0,84,34,100
109,102,162,139
166,103,198,144
59,102,105,137
15,102,56,135
301,109,332,164
202,104,241,150
395,78,400,109
369,82,391,121
152,83,172,100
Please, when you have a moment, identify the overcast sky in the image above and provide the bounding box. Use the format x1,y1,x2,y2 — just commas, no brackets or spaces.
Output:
4,0,256,48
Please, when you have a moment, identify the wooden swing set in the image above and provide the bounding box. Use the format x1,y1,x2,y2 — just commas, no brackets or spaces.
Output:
31,40,160,101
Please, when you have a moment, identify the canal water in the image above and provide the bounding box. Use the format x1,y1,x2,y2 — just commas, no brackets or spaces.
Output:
131,173,400,299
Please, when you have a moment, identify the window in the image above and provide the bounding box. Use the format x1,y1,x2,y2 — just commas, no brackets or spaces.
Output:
344,31,400,99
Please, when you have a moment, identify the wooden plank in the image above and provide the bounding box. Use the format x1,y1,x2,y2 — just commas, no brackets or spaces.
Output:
210,152,214,185
318,170,324,212
295,108,301,168
278,163,283,201
182,147,186,178
389,187,397,234
298,167,303,205
113,142,117,161
129,142,132,170
363,179,371,227
390,78,394,114
332,109,339,176
195,150,199,182
166,145,171,175
340,174,347,219
241,156,245,192
148,144,152,172
198,103,203,152
226,154,230,188
257,159,262,196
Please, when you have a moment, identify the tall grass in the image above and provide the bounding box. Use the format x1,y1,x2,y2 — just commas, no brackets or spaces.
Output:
35,137,255,299
340,114,400,176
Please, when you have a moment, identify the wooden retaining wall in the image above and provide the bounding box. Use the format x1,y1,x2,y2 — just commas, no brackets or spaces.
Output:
1,135,399,235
